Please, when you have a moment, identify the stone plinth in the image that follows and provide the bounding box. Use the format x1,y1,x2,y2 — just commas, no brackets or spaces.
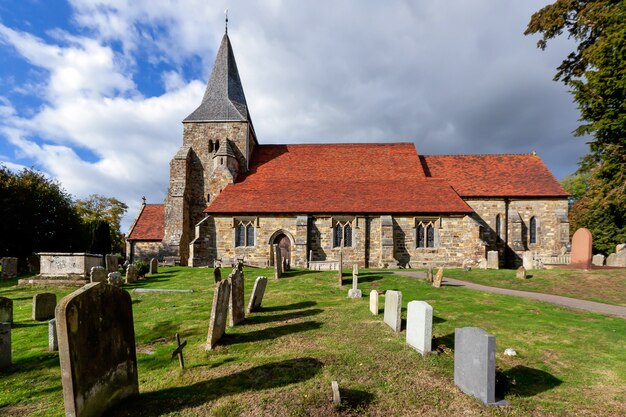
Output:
26,253,103,285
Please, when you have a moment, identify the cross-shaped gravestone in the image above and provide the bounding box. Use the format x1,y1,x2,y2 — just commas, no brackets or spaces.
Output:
171,333,187,369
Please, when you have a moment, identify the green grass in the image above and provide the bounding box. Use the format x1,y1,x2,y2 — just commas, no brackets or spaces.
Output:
0,267,625,416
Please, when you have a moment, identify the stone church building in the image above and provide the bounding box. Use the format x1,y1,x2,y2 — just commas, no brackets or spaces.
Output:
126,33,569,269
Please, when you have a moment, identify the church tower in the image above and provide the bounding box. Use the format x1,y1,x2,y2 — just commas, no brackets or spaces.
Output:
162,32,257,265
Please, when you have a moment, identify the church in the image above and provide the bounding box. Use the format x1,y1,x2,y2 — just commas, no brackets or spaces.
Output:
126,32,570,269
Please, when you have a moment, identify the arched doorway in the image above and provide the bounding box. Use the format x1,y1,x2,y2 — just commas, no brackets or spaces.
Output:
274,233,291,270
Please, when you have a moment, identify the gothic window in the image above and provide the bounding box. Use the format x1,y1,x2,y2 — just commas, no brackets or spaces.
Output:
417,224,425,248
215,140,220,151
529,216,537,244
235,220,255,247
495,214,501,240
209,140,214,153
426,224,435,247
333,221,353,247
416,220,438,248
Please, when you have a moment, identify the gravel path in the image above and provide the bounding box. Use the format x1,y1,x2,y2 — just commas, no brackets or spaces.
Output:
393,271,626,318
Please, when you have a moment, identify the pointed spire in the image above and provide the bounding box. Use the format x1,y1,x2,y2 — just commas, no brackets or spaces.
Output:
184,33,250,122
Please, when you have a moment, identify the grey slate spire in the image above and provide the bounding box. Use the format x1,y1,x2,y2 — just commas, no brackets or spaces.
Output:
184,34,249,122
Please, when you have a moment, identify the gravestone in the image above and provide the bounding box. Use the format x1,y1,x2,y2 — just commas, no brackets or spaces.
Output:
454,327,496,405
0,297,13,323
206,279,231,350
331,380,341,407
236,260,244,272
384,290,402,332
171,333,187,370
571,228,593,269
32,293,56,321
105,254,118,273
338,250,343,285
487,251,499,269
616,243,626,253
522,251,534,270
348,264,362,298
433,268,443,288
90,266,107,283
0,322,10,370
49,318,58,352
426,266,434,283
273,245,283,279
592,254,605,266
369,290,379,315
247,276,268,314
56,282,138,417
213,266,222,283
107,271,122,287
406,301,432,355
477,258,487,269
149,258,158,275
606,251,626,267
125,264,137,283
516,266,527,279
228,269,245,327
1,257,18,279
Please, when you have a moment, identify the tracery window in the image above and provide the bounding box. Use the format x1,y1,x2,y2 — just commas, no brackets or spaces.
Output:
529,217,537,244
416,220,438,248
333,221,353,247
235,220,255,247
495,214,501,240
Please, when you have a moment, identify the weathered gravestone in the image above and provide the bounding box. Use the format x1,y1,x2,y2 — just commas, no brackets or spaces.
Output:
338,250,343,285
1,257,18,279
213,266,222,283
228,269,245,327
477,258,487,269
0,322,10,370
406,301,433,355
454,327,496,405
348,264,362,298
571,228,593,269
487,251,499,269
522,251,534,270
125,264,138,283
426,266,434,283
331,380,341,407
247,276,268,314
32,293,56,321
592,254,605,267
606,251,626,267
273,245,283,280
384,290,402,332
0,297,13,323
369,290,379,315
107,271,122,287
90,266,107,283
105,254,118,273
516,266,527,279
149,258,158,275
48,318,58,352
56,282,138,417
206,279,231,350
433,268,444,288
616,243,626,253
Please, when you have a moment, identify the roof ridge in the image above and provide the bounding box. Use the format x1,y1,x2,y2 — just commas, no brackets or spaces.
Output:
423,153,535,157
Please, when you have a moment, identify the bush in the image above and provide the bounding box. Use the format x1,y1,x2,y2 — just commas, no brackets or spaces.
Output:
134,260,149,277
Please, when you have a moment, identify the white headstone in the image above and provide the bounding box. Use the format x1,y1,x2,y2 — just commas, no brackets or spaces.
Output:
591,254,605,266
406,301,432,355
487,251,499,269
384,290,402,332
369,290,379,315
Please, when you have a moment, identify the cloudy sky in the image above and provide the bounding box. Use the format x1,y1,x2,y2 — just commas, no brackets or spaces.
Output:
0,0,588,230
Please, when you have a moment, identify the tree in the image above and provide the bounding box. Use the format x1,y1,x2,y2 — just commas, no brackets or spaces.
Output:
75,194,128,253
85,219,112,255
560,171,591,204
526,1,626,252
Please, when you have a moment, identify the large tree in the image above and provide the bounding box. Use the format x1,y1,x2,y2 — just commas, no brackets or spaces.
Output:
526,0,626,253
75,194,128,253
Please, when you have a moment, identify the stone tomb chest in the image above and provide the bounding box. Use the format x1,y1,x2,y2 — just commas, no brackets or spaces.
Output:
23,253,104,285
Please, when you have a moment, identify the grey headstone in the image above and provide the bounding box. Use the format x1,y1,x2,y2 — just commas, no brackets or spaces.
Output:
149,258,158,275
125,264,137,283
213,266,222,283
32,293,56,321
273,245,283,279
516,266,527,279
206,279,231,350
105,254,118,273
247,276,268,314
331,380,341,407
49,318,58,352
0,297,13,323
406,301,432,355
107,271,122,287
0,257,18,279
454,327,496,405
591,254,605,266
56,282,138,417
90,266,107,283
384,290,402,332
369,290,379,315
228,269,245,327
487,251,499,269
0,322,10,370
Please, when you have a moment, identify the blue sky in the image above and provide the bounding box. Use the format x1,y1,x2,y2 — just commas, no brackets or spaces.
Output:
0,1,588,230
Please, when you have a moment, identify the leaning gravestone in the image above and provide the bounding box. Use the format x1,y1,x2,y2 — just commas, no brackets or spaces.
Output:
149,258,158,275
48,318,58,352
228,269,245,327
516,266,527,279
487,251,499,269
32,293,56,321
90,266,107,283
454,327,496,405
0,297,13,323
433,268,444,288
384,290,402,332
369,290,379,315
107,271,122,287
206,279,231,350
1,257,18,279
247,276,268,314
273,245,283,280
571,228,593,269
105,254,118,273
592,254,605,267
0,322,10,370
125,264,138,283
56,282,138,417
406,301,433,355
426,266,434,283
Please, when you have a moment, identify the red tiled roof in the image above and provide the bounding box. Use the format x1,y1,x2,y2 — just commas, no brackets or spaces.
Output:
422,154,568,197
206,144,473,214
127,204,164,241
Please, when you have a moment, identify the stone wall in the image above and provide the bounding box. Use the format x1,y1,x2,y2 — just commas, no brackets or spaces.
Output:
128,241,165,263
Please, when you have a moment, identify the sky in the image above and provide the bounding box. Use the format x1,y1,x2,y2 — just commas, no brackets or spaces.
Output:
0,0,589,231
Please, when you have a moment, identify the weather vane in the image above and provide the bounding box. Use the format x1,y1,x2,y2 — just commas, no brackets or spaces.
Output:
225,8,229,34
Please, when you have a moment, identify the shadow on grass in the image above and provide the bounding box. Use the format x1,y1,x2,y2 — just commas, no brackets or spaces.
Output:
261,301,317,312
339,388,375,411
358,275,384,283
11,321,46,328
109,357,323,416
221,320,323,346
281,269,314,278
244,308,323,325
0,353,59,376
187,356,236,370
433,332,455,351
499,365,562,398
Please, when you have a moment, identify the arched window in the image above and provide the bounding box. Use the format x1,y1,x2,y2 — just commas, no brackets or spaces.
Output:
246,223,255,246
529,217,537,244
426,224,435,247
495,214,501,240
333,221,353,247
208,140,214,153
344,223,352,247
235,220,255,247
417,224,425,248
235,223,245,247
416,220,438,248
215,140,220,151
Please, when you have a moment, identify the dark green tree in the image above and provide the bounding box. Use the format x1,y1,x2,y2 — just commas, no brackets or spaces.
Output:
75,194,128,253
526,0,626,252
85,219,112,255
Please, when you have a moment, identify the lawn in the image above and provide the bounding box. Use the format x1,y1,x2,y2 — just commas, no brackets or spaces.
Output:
0,267,624,416
439,267,626,307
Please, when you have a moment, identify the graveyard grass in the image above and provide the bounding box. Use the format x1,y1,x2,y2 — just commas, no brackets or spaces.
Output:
0,268,624,416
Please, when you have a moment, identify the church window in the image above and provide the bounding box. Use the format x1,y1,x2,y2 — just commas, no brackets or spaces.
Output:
246,223,255,246
333,221,353,247
216,140,220,151
220,157,224,165
235,220,255,247
529,217,537,244
495,214,501,240
417,224,425,248
426,224,435,247
209,140,214,153
416,220,438,248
